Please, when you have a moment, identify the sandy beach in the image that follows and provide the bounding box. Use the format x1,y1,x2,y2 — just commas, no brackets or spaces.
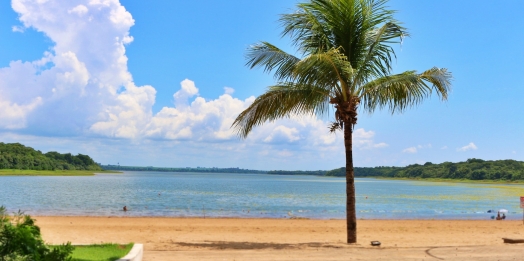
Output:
35,216,524,260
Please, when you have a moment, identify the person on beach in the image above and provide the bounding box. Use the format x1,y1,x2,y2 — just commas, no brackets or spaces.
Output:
502,213,506,220
496,212,501,220
123,206,128,212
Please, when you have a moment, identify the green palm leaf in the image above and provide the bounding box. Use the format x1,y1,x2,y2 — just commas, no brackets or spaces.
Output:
232,83,331,138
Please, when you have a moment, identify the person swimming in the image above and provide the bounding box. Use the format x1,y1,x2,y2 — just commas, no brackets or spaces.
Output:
123,206,128,211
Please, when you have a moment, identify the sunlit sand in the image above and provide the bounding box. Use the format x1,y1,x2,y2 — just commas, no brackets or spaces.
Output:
37,216,524,260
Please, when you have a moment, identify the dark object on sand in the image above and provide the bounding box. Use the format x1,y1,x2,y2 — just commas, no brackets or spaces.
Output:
502,238,524,244
371,241,381,246
123,206,128,211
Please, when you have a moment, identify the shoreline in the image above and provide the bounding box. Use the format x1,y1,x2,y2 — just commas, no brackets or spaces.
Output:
371,176,524,184
2,169,523,185
29,214,524,221
0,169,121,176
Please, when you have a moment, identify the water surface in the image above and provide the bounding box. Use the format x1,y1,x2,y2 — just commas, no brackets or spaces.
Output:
1,171,523,219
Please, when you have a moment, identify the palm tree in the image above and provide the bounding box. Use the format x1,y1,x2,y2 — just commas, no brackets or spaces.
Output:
232,0,452,243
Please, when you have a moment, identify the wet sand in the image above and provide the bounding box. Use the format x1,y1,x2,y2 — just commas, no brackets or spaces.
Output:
36,217,524,260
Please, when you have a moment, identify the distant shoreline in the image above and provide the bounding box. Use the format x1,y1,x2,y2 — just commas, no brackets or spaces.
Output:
372,176,524,184
2,167,523,185
0,169,121,176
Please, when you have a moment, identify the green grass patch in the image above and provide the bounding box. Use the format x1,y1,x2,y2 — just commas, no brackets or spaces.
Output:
68,243,133,261
0,169,122,176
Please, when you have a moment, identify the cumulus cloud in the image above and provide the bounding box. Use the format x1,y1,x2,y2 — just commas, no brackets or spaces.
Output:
0,0,155,136
402,147,417,154
0,0,389,168
457,142,478,152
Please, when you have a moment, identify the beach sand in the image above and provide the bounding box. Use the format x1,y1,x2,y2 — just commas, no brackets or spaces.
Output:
36,217,524,260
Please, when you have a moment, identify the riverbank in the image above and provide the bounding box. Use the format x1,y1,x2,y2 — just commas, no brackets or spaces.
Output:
0,169,121,176
373,176,524,184
36,217,524,260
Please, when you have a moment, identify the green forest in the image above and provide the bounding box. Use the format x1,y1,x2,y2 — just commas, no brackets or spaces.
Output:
6,141,523,182
325,159,524,181
0,143,102,171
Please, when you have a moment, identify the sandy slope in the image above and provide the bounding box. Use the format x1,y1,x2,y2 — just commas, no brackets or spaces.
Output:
36,217,524,260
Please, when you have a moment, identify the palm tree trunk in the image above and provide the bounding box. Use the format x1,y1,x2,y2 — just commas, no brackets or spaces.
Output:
344,119,357,243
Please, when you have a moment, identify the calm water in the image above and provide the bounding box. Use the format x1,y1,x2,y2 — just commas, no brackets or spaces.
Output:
1,171,523,220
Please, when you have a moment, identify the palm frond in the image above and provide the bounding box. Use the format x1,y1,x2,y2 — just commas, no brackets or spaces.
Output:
353,22,407,87
232,83,331,138
359,67,452,113
245,42,300,82
291,48,353,96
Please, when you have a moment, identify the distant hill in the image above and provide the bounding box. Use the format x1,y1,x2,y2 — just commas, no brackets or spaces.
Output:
0,142,102,171
325,159,524,181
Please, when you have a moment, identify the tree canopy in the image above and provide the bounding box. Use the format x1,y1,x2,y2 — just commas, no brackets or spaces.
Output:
325,159,524,181
0,143,101,171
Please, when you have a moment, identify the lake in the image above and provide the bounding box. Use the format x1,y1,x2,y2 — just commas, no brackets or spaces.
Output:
1,171,523,220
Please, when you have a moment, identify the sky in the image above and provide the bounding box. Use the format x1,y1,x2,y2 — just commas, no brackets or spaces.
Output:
0,0,523,170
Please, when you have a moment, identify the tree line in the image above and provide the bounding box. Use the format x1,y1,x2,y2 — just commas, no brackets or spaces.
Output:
0,142,102,171
101,165,267,174
325,159,524,181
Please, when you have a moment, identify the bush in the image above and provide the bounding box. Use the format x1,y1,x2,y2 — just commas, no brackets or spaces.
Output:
0,206,74,261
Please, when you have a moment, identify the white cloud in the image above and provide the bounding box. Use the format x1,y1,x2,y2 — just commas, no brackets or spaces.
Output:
173,79,199,108
352,129,388,150
0,0,389,169
12,25,25,32
224,87,235,95
264,125,300,143
68,5,88,15
441,146,448,150
417,144,432,149
402,144,431,153
0,98,42,129
2,0,150,136
457,142,478,152
402,147,417,154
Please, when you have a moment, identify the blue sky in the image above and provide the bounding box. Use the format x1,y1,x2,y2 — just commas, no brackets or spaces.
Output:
0,0,523,170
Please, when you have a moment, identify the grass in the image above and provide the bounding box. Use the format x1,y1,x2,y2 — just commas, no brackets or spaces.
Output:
67,243,134,261
0,169,122,176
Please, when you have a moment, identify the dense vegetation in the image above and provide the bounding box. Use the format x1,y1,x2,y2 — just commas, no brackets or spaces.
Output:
0,143,102,171
103,159,524,182
325,159,524,181
0,206,73,261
